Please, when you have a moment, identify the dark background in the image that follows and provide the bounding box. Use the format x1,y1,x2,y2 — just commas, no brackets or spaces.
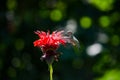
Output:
0,0,120,80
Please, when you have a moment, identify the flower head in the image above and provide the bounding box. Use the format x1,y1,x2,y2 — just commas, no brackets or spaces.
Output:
33,30,65,61
33,30,79,63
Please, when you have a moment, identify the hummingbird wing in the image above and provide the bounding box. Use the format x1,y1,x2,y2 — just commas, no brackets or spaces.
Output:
63,31,80,48
72,36,80,48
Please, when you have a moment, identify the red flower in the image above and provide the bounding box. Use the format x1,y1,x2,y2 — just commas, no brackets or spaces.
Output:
33,30,67,61
33,30,79,62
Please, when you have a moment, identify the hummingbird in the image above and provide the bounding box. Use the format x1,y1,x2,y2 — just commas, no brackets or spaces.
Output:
63,30,80,49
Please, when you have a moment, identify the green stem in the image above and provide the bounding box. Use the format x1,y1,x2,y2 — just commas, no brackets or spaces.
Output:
49,64,53,80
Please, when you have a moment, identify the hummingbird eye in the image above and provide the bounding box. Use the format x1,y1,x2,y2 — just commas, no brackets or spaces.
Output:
63,31,73,38
67,31,73,35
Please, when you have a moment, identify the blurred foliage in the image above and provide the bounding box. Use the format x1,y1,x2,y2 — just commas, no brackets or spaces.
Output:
50,9,63,21
89,0,115,11
0,0,120,80
99,16,110,28
96,69,120,80
80,16,92,29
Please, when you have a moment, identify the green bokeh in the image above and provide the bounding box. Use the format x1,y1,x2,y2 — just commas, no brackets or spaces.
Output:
11,57,21,68
96,69,120,80
50,9,63,21
7,67,16,78
7,0,17,10
90,0,114,11
80,16,92,29
111,35,120,46
14,39,24,51
99,16,110,28
39,10,49,19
